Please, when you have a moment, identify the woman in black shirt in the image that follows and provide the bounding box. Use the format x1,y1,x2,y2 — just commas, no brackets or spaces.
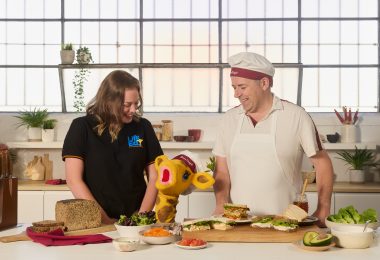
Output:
62,70,163,224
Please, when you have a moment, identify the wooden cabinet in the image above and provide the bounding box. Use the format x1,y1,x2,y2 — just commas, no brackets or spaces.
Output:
43,191,74,220
334,193,380,213
17,191,44,223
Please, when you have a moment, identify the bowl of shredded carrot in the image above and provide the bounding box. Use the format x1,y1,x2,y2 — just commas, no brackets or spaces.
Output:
139,227,177,245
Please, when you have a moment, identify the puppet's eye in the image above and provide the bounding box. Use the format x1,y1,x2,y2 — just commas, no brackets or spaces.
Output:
183,171,190,180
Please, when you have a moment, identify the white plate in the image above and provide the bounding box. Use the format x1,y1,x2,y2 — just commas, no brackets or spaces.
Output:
299,216,319,226
293,240,335,252
213,214,253,224
175,241,208,250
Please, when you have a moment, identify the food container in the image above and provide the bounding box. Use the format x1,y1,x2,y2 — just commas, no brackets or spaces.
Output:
114,223,153,239
161,120,173,141
112,237,140,252
188,129,202,142
139,229,177,245
331,226,374,249
152,124,162,141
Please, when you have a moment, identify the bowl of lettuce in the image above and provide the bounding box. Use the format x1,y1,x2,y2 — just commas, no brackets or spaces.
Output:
114,211,157,238
325,205,379,230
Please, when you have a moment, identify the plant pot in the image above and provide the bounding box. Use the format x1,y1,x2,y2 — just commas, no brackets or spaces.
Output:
349,169,365,184
77,52,91,64
42,129,55,142
60,50,75,64
28,127,42,141
341,124,358,143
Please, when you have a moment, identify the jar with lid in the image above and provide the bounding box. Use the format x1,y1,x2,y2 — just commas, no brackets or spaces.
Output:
161,120,173,141
152,124,162,141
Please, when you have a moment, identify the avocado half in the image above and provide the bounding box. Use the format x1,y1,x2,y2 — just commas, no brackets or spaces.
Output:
303,231,333,247
309,234,333,246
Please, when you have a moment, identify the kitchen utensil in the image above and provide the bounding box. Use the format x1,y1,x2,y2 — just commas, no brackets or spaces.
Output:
301,178,308,196
0,224,116,243
363,220,371,232
182,224,322,243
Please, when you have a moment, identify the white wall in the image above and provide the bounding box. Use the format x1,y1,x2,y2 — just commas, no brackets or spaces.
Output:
1,112,380,182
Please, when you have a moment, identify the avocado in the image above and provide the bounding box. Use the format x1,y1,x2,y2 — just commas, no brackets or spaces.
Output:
309,233,333,246
303,231,319,246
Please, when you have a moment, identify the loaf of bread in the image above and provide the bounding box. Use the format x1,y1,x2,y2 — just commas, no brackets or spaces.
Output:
55,199,101,231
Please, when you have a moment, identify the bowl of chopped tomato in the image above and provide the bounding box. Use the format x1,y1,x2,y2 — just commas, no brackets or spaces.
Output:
176,238,208,249
139,227,176,245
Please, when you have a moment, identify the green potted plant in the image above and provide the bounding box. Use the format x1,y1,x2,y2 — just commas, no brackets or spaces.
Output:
76,46,93,64
336,146,379,183
60,43,75,64
72,46,93,112
42,118,57,142
14,108,48,141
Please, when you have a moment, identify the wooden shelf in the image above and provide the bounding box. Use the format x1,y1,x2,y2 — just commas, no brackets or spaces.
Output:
323,142,379,150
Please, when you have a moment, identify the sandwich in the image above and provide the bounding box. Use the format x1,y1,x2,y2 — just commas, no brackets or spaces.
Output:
182,219,211,232
31,220,65,233
282,204,308,222
209,217,236,230
223,203,250,219
250,215,275,228
271,217,298,232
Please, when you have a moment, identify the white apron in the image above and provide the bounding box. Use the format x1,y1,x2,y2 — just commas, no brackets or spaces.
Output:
229,112,296,215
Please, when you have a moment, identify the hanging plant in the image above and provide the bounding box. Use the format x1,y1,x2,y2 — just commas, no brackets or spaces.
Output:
72,46,93,112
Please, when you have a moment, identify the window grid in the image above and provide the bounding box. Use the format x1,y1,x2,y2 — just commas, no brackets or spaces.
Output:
0,0,378,112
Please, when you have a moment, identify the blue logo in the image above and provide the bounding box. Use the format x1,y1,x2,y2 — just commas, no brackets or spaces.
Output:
128,135,143,147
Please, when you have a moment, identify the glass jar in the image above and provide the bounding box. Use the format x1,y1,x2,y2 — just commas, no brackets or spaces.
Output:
152,124,162,141
293,193,309,213
161,120,173,141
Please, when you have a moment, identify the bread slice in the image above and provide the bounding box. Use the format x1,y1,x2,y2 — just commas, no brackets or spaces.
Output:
282,204,308,222
32,220,64,227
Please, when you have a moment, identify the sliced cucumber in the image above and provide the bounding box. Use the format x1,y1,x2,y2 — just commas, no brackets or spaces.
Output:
309,234,333,246
303,231,319,246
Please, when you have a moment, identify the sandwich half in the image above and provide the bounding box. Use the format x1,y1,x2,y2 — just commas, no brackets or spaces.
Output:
223,203,250,219
282,204,308,222
271,217,298,232
250,215,275,228
182,219,211,232
209,217,236,230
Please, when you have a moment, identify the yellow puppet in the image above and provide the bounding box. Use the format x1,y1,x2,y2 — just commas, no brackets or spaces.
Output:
154,151,215,223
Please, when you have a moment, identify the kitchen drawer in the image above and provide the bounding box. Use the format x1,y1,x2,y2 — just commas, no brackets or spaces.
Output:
17,191,44,223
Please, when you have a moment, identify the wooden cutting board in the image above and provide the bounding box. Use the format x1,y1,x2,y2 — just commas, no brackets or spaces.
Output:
182,224,322,243
0,224,116,243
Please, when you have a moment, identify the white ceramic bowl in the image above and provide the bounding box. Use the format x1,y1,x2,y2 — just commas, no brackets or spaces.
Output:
325,218,379,230
331,226,375,249
112,237,140,252
114,223,153,239
139,230,177,245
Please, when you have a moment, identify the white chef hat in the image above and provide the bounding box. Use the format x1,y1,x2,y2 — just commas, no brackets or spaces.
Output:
228,52,275,85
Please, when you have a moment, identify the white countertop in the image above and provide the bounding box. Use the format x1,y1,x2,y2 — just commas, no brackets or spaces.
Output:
1,225,379,260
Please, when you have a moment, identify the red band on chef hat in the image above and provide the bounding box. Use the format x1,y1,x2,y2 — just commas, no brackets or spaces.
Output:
230,67,273,86
173,154,196,173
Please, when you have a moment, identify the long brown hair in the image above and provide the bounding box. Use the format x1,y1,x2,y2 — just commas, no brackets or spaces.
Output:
86,70,143,142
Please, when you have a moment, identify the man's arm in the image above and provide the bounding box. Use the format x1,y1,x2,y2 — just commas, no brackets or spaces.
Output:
212,156,231,215
309,149,334,227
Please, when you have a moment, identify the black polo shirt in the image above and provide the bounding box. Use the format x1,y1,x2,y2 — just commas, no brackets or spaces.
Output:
62,115,163,218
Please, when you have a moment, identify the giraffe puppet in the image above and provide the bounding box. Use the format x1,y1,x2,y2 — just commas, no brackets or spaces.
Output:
154,151,215,223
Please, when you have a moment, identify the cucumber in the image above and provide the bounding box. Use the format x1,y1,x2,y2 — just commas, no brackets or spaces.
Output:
309,234,333,246
303,231,319,246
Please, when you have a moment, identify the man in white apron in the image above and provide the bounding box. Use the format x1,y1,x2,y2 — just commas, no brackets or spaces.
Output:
212,52,334,227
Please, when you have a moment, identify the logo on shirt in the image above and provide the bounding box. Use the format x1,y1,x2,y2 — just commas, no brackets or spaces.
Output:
128,135,143,147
